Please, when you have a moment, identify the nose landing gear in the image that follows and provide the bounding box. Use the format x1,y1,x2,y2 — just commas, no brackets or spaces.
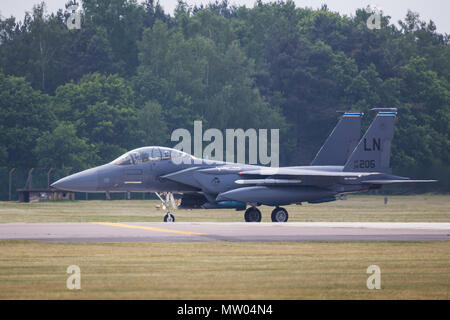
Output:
164,212,175,222
155,192,177,222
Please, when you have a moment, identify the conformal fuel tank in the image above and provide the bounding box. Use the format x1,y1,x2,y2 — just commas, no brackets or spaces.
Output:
216,186,335,206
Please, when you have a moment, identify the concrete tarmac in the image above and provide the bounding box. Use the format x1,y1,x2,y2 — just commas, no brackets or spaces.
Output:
0,222,449,242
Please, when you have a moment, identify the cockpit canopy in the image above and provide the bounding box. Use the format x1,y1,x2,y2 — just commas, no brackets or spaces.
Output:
111,147,193,166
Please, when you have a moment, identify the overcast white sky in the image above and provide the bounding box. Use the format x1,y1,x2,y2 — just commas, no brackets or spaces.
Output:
1,0,449,33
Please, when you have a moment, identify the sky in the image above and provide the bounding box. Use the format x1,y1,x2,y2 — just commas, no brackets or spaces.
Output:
1,0,449,34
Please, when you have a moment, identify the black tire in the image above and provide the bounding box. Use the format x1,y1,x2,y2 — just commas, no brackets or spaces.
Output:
164,213,175,222
244,207,262,222
271,207,288,222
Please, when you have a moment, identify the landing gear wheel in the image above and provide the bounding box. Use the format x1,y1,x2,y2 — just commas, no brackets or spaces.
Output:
244,207,262,222
155,192,177,222
271,207,288,222
164,213,175,222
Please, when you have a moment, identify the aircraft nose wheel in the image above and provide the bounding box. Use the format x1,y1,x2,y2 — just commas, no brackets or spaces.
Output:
155,192,177,222
244,207,262,222
164,213,175,222
271,207,288,222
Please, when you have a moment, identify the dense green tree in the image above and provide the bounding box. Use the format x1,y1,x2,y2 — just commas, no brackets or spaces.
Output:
0,71,55,168
33,122,96,169
82,0,145,75
53,73,140,162
0,3,70,93
136,100,169,146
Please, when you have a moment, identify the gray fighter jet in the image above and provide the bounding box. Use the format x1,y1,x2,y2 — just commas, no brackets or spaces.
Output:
51,109,435,222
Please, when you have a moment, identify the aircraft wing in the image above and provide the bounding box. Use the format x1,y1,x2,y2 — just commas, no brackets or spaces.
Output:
239,168,372,177
361,179,437,184
238,169,436,186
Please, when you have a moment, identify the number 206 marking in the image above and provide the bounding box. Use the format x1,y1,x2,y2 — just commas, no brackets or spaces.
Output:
354,160,375,169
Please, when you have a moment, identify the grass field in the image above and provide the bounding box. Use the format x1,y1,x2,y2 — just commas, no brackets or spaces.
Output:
0,195,448,299
0,194,449,223
0,241,448,299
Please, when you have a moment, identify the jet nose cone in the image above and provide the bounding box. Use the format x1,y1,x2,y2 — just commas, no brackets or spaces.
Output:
51,168,99,192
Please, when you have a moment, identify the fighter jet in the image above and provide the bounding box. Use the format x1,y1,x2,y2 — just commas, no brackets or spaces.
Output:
51,109,435,222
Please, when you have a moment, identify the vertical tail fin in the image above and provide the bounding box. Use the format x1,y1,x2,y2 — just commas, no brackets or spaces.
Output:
311,112,363,166
343,109,397,173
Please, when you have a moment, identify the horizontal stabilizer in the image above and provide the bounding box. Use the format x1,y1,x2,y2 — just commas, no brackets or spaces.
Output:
362,179,437,185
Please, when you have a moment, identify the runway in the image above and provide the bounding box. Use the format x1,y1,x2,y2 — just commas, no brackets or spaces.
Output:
0,222,449,242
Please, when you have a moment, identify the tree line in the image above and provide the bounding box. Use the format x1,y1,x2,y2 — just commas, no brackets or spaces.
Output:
0,0,448,194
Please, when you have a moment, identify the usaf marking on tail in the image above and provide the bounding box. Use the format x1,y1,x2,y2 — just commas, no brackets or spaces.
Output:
52,109,436,222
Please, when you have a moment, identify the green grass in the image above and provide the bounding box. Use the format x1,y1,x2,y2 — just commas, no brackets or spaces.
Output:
0,194,448,223
0,241,448,299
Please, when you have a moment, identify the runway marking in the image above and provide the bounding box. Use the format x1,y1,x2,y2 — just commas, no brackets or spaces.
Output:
92,222,207,236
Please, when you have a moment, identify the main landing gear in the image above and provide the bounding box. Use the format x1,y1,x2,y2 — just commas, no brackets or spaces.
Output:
244,206,289,222
155,192,177,222
271,207,289,222
244,207,262,222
